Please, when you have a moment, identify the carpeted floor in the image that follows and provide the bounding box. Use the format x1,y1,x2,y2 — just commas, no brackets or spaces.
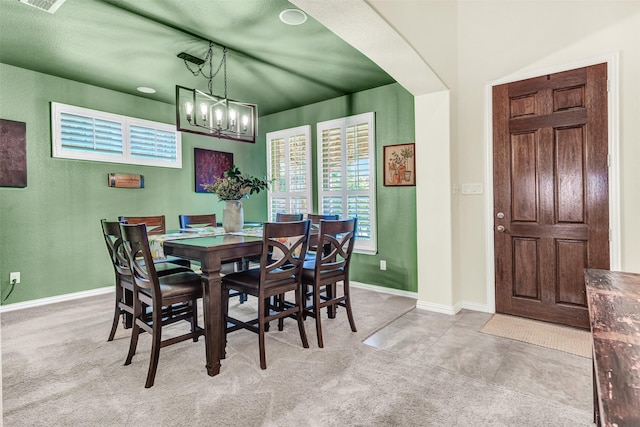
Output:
1,287,592,426
480,314,592,358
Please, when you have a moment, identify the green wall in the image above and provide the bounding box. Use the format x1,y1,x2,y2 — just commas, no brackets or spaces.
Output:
0,64,267,304
0,64,416,305
260,83,417,291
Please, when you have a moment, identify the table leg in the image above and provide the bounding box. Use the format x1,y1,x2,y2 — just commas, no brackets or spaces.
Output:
200,256,222,376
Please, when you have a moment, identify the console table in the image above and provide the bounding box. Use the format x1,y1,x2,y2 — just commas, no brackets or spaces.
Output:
584,269,640,427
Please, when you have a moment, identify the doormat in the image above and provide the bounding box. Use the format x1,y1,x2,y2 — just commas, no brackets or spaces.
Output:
480,314,591,358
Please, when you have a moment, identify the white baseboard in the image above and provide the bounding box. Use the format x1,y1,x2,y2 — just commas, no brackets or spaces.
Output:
0,286,113,313
416,299,492,316
350,281,418,300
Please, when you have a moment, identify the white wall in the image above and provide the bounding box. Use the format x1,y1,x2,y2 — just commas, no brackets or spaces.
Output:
299,0,640,312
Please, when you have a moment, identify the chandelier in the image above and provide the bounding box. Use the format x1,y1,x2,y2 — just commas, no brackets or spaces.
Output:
176,42,257,143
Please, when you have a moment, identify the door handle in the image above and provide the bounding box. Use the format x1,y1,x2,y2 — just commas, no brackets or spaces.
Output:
497,225,506,233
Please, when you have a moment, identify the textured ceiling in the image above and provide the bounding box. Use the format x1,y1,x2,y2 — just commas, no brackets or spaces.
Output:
0,0,395,116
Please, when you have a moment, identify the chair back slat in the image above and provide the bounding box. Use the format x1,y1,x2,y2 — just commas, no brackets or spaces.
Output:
119,215,166,235
307,213,340,225
275,213,304,222
101,219,131,276
179,214,216,229
119,223,160,295
261,220,310,289
314,218,357,277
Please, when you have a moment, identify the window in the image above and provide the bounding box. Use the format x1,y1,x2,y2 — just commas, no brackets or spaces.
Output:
51,102,182,168
317,112,376,254
266,125,312,221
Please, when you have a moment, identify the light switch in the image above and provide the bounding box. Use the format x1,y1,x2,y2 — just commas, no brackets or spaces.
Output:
461,183,483,195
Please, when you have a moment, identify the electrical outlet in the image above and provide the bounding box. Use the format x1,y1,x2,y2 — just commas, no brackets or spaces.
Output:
10,272,21,284
380,260,387,271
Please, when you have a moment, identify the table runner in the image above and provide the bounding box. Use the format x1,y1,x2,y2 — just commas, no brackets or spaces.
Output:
148,227,227,260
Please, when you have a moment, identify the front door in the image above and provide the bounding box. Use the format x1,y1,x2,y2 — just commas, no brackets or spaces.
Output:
493,63,609,329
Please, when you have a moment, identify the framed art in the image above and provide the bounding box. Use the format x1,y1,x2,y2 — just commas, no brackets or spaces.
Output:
0,119,27,188
194,148,233,193
383,143,415,186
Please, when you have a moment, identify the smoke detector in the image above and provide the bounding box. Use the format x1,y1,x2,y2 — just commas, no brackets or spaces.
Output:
19,0,67,14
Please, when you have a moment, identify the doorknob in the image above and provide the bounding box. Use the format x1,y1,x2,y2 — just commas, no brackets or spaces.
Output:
497,225,506,233
497,212,505,219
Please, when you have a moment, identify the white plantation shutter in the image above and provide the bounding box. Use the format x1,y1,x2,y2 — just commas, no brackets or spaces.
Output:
129,125,177,162
59,113,123,157
266,125,312,221
318,112,376,254
52,102,181,168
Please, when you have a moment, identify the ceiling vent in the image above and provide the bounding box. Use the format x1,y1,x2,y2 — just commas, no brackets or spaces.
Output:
19,0,67,14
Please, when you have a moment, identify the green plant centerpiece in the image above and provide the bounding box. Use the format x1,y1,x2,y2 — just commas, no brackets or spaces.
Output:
202,165,270,232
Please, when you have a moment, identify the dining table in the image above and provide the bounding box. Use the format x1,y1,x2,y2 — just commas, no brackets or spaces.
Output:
160,228,263,376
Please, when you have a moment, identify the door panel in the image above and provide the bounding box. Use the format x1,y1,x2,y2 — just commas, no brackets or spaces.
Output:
493,63,609,329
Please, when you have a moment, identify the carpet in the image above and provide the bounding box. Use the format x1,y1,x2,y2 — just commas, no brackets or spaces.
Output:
480,313,591,358
1,288,593,426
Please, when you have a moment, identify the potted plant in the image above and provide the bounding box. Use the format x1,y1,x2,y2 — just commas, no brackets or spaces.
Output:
202,165,270,232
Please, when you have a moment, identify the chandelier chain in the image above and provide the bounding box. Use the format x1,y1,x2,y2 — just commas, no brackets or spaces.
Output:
182,41,226,97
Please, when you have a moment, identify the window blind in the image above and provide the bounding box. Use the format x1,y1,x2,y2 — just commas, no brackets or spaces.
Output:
266,125,312,221
317,112,376,254
52,102,182,168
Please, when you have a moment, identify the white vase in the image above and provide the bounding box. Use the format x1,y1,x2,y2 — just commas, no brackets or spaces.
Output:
223,200,244,232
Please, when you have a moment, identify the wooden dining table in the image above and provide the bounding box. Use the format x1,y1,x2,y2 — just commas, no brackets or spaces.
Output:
163,233,262,376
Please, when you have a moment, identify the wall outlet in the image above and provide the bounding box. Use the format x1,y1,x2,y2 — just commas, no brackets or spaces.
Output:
10,272,21,284
380,260,387,271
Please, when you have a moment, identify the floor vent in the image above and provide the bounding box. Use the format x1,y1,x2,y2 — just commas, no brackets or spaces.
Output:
19,0,67,14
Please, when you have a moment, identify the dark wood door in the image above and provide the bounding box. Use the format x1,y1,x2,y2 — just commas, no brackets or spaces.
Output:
493,63,609,329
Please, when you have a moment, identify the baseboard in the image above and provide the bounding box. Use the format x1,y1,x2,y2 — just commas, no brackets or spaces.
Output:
0,286,113,313
350,281,418,300
1,282,417,314
416,299,492,316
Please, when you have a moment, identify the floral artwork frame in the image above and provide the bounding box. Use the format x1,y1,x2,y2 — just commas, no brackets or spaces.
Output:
194,148,233,193
383,143,415,186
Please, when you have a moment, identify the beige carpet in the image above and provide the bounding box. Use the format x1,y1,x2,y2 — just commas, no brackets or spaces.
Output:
480,314,592,358
1,288,594,426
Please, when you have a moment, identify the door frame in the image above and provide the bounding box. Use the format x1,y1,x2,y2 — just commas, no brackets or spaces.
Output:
484,53,621,313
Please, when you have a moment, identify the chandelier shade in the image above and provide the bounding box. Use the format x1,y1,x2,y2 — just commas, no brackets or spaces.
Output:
176,85,257,143
175,42,257,144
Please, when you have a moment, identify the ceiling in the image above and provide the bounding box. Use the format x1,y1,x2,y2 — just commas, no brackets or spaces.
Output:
0,0,395,116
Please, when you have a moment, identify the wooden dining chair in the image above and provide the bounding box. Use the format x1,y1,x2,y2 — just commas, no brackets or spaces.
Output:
222,220,311,369
275,212,303,222
119,223,205,388
307,213,339,253
101,220,192,341
118,215,166,234
119,215,191,268
301,218,357,348
178,213,217,229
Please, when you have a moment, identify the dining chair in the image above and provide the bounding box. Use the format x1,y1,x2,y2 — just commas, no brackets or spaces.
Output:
301,218,357,348
275,212,303,222
119,223,205,388
222,220,311,369
178,213,218,229
119,215,191,269
101,220,192,341
307,213,339,254
118,215,166,234
240,212,304,271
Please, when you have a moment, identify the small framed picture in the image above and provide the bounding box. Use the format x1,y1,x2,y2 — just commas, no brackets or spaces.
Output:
383,143,415,186
194,148,233,193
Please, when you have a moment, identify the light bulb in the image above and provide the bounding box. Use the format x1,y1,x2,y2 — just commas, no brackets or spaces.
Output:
242,115,249,132
185,102,193,122
215,109,223,127
200,103,208,122
229,109,236,129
